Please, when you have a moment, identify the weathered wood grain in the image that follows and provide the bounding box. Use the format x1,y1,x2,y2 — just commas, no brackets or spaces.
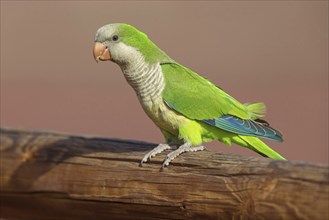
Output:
1,128,328,220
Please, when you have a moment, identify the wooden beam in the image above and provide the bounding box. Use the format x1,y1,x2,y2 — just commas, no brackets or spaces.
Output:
1,128,328,219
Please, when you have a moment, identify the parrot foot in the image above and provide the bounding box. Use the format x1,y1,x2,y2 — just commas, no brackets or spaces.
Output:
140,143,172,166
161,143,206,169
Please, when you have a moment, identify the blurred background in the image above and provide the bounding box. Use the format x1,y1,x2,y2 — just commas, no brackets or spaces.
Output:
1,1,328,163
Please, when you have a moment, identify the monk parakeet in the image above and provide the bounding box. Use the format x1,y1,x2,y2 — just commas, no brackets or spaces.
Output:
93,23,285,168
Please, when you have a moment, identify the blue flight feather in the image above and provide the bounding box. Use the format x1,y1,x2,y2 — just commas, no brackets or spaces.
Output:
203,115,283,142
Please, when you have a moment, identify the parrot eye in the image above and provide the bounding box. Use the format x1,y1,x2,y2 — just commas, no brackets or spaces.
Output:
112,35,119,41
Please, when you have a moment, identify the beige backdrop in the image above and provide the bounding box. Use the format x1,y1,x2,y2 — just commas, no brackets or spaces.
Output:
1,1,328,163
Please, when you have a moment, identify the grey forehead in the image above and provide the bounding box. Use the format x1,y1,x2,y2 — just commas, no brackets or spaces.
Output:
94,24,118,42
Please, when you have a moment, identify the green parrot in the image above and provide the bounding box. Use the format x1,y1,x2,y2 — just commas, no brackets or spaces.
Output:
93,23,285,168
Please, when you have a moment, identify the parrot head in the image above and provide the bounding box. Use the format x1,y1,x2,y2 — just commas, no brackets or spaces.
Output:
93,23,171,66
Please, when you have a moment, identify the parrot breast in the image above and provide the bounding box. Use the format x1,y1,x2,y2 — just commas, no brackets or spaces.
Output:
119,50,191,139
120,46,165,101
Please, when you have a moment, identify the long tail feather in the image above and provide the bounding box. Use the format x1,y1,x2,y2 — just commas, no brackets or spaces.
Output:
233,135,286,160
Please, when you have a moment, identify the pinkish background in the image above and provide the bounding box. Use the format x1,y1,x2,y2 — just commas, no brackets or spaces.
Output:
1,1,328,163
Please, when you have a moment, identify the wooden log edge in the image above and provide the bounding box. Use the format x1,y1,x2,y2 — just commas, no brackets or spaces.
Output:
1,128,328,220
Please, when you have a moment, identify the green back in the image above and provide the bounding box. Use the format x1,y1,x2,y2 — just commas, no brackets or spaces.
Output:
161,63,251,120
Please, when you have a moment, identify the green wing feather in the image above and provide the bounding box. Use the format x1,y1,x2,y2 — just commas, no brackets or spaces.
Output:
161,62,283,143
161,63,257,120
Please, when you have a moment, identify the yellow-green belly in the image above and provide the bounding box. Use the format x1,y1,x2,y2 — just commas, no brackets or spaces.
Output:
140,97,231,146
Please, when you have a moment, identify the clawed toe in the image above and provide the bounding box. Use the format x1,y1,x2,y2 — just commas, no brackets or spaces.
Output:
140,144,172,166
160,144,206,169
140,143,206,169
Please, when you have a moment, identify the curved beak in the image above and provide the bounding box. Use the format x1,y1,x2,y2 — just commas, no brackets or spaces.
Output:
93,42,111,62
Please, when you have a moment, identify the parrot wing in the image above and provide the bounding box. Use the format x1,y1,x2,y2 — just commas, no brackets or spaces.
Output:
161,63,283,142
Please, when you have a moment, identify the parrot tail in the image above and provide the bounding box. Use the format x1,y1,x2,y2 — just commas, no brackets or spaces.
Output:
232,135,286,160
245,102,266,120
